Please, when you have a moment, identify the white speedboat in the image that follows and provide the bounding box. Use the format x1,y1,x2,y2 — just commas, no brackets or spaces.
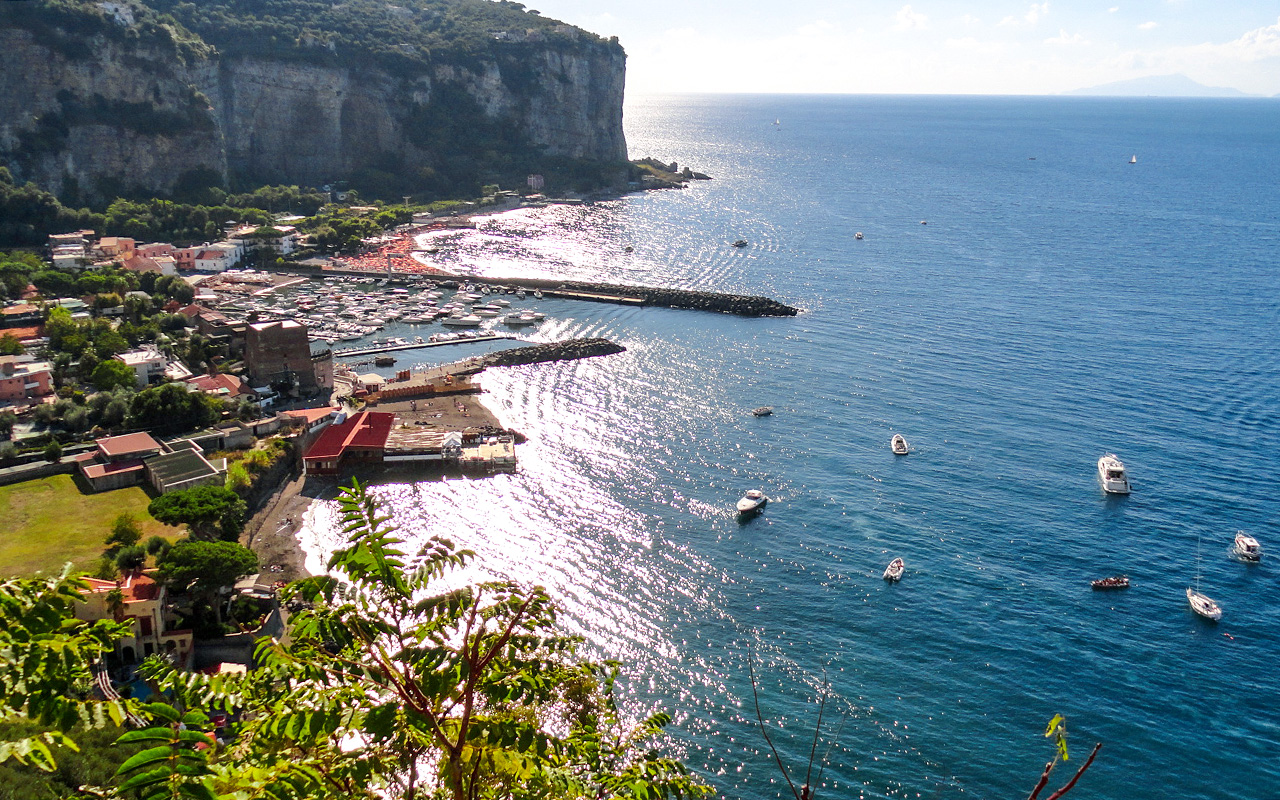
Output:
441,314,482,327
736,490,768,515
883,558,905,582
1186,587,1221,621
502,313,537,325
891,434,908,455
1097,453,1130,494
1234,531,1262,562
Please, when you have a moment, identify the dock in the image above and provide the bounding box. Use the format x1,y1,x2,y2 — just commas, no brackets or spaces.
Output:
332,334,513,359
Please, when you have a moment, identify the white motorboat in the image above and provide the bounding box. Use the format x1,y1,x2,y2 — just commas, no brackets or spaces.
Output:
883,558,905,582
1234,531,1262,562
891,434,908,455
736,490,768,515
1097,453,1131,494
1186,587,1221,621
441,314,482,327
502,313,537,325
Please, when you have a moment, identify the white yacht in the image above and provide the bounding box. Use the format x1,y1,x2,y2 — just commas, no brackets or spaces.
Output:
736,490,768,515
441,314,482,327
1097,454,1130,494
891,434,908,455
502,312,537,325
1186,587,1221,621
1234,531,1262,562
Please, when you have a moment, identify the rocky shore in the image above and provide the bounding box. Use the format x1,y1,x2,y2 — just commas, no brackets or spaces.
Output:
479,338,626,368
457,277,799,317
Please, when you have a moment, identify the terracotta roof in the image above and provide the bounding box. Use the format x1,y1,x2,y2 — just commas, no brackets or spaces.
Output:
83,572,161,602
2,326,41,340
284,406,339,424
97,432,162,459
82,458,146,480
304,411,393,462
189,373,251,396
122,254,162,273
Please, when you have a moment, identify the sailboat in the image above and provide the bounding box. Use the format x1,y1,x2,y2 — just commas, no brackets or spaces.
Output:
1129,154,1137,164
774,118,780,126
1187,534,1222,621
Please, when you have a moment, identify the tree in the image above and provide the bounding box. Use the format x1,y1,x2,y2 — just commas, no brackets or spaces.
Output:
155,540,257,624
105,513,143,554
143,535,171,559
0,333,22,355
114,546,147,573
0,569,131,773
0,411,16,439
128,383,219,435
43,441,62,463
147,485,246,541
91,359,137,392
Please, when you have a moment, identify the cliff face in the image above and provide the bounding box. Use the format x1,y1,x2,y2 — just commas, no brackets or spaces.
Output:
0,13,626,200
0,26,227,200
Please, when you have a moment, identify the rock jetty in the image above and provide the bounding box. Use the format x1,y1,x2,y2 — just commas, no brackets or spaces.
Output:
462,276,799,317
479,338,626,368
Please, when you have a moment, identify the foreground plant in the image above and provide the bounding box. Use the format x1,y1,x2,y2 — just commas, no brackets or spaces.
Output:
140,480,710,800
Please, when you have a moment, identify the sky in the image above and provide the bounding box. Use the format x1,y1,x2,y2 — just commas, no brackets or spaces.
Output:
520,1,1280,95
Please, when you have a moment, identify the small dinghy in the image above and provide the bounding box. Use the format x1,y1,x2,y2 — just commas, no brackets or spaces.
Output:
883,558,905,582
1091,575,1130,590
752,406,773,417
736,490,768,516
731,239,748,248
891,434,908,455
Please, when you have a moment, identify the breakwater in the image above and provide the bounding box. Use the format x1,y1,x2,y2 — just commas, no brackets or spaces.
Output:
479,338,626,368
465,276,799,317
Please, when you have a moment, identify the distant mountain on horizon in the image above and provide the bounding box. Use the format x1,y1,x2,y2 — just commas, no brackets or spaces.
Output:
1064,74,1256,97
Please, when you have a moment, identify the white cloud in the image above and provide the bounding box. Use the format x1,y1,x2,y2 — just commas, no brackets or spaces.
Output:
1026,2,1050,24
1045,29,1088,45
999,3,1049,27
961,14,980,26
894,4,929,31
1109,6,1119,12
1139,21,1158,31
1225,15,1280,60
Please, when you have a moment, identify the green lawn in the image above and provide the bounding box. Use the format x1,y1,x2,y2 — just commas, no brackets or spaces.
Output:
0,474,183,578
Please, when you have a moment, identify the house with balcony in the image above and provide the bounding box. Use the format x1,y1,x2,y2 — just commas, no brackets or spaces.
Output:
0,355,54,405
76,572,193,668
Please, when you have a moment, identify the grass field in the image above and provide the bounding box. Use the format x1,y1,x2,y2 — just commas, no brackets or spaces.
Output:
0,474,183,578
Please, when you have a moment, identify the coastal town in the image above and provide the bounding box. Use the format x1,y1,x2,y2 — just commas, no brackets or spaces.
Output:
1,180,790,694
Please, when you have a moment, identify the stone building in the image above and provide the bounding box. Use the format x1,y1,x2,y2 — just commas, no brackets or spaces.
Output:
244,320,316,393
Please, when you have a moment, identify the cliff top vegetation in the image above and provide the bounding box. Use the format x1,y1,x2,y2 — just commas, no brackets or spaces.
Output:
7,0,620,74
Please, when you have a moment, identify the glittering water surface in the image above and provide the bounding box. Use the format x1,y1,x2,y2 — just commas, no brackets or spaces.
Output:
302,95,1280,799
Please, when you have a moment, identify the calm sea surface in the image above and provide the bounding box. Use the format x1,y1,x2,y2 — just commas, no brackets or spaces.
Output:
301,95,1280,799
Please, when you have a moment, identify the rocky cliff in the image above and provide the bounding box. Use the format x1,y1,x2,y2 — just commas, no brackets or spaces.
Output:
0,2,627,201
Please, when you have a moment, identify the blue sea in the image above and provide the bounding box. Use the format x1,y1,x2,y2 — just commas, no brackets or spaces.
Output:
301,95,1280,799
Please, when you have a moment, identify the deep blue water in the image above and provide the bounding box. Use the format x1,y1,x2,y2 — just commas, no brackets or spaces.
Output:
303,95,1280,799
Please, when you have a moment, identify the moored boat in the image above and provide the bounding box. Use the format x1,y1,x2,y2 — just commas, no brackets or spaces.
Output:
1091,575,1130,590
1097,453,1131,494
883,558,905,582
736,490,768,515
1186,587,1221,621
752,406,773,417
1234,531,1262,562
891,434,908,455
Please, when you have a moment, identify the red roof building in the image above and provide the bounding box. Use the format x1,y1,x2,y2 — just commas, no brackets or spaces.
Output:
303,411,394,475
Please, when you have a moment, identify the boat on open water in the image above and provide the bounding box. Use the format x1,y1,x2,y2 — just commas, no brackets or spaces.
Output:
1097,453,1131,494
1091,575,1130,590
736,490,768,516
883,558,905,582
1235,531,1263,562
891,434,909,455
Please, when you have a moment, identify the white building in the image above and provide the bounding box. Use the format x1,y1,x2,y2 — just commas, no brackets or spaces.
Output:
193,243,242,272
115,348,168,388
